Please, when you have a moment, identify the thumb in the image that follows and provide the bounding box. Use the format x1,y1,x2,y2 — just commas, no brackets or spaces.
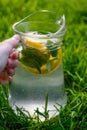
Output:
4,34,20,49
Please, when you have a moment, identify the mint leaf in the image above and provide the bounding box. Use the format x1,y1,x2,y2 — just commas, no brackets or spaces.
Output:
20,47,50,73
46,61,52,71
46,58,56,72
47,40,58,57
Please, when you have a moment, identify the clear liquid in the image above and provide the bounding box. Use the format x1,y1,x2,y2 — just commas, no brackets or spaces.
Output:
9,63,67,120
9,32,67,120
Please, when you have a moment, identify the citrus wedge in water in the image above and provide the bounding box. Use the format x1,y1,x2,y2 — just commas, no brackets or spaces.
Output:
25,39,46,50
40,48,62,75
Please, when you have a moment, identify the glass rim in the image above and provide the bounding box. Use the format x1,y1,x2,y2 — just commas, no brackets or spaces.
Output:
12,10,66,38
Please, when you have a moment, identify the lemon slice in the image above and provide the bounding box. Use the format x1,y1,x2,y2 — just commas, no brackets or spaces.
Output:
41,48,62,75
51,48,62,72
25,39,46,50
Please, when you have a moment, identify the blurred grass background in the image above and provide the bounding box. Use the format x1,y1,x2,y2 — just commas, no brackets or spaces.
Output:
0,0,87,129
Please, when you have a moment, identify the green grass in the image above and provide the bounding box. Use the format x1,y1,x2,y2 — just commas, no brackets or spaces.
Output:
0,0,87,129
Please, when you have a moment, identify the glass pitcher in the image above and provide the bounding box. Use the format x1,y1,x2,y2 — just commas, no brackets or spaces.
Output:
9,10,67,119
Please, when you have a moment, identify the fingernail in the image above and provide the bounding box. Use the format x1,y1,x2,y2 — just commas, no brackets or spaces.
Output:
13,34,20,41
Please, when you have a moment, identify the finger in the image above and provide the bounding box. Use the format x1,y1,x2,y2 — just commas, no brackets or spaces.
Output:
3,34,20,49
0,35,20,57
10,50,19,59
9,76,12,82
7,68,16,76
7,59,18,68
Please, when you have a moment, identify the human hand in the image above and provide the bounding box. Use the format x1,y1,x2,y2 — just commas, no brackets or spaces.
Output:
0,35,20,84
